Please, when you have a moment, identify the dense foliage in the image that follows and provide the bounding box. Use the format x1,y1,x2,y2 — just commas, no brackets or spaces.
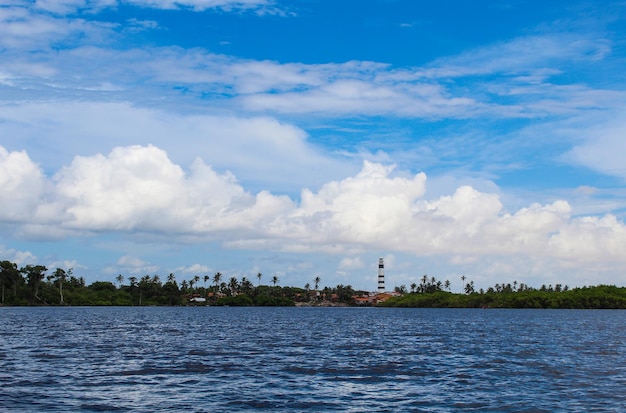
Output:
381,281,626,309
1,259,624,308
0,260,356,307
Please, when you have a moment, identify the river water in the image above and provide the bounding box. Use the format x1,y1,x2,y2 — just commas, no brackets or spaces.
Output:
1,307,624,412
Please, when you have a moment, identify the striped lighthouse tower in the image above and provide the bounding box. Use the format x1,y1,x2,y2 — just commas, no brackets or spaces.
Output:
378,257,385,293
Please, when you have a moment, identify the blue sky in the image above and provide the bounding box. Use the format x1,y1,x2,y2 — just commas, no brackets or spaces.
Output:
1,0,626,291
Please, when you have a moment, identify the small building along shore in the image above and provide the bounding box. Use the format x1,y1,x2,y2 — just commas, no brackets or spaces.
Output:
353,257,402,306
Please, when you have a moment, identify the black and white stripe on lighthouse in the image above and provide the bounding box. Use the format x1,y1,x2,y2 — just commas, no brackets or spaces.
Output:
378,257,385,293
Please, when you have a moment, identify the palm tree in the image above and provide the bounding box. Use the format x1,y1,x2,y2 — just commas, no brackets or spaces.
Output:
314,276,321,291
203,274,209,289
257,272,262,286
167,272,176,285
213,272,222,304
228,276,239,296
240,277,253,295
116,274,124,288
272,275,279,287
461,275,466,293
213,272,222,289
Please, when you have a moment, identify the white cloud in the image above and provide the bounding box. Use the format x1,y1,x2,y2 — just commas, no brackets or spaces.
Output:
180,264,210,274
2,144,624,270
0,245,38,266
0,5,115,49
0,146,48,221
416,34,611,79
123,0,273,12
110,254,159,275
2,144,626,286
46,259,86,271
338,256,365,271
47,144,295,234
0,101,354,192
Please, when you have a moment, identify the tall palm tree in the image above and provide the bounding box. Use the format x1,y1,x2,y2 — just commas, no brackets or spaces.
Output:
257,272,262,286
241,277,252,295
116,274,124,288
228,276,239,296
272,275,279,287
314,276,321,291
213,272,222,304
461,275,466,294
167,272,176,285
213,272,222,289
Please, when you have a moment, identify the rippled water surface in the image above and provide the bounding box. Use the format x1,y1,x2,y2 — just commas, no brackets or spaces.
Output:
1,307,625,412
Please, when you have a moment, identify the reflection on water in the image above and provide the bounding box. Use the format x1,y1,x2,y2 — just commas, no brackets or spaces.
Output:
1,307,624,412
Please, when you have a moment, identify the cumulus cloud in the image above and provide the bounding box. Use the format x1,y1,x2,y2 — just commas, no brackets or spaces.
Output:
0,146,48,221
104,254,159,275
3,144,626,275
0,245,38,266
46,144,296,235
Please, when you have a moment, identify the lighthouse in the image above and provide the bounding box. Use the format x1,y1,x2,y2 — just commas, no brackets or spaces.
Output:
378,257,385,293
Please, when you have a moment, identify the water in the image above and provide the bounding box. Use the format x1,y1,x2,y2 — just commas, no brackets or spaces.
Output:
1,307,624,412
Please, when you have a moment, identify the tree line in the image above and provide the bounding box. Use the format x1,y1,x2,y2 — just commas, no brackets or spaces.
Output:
1,259,624,308
384,274,626,309
0,260,358,306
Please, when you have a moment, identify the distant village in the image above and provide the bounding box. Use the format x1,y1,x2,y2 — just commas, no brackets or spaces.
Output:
187,257,401,307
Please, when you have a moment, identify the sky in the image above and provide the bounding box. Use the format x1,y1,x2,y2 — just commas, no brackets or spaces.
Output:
1,0,626,292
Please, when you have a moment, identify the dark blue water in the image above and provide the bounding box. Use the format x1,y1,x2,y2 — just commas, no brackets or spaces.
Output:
1,307,624,412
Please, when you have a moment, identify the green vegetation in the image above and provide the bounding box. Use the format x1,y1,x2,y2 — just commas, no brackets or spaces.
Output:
381,276,626,309
1,259,624,308
0,261,356,307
